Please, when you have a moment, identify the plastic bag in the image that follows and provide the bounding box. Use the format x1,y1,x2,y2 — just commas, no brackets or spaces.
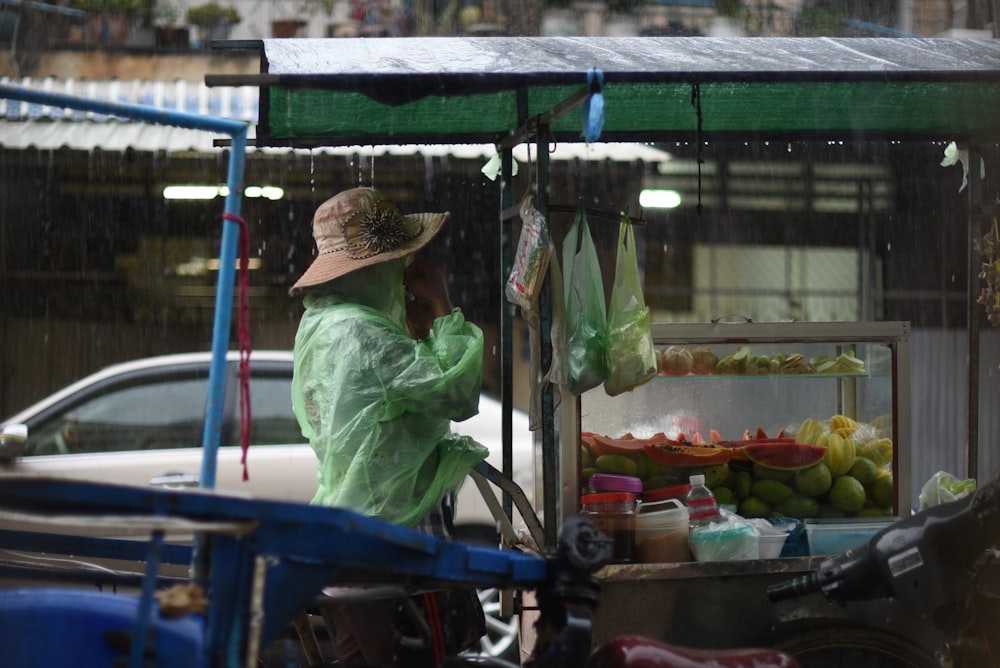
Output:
688,508,760,562
918,470,977,510
562,205,608,395
505,194,551,310
603,214,657,396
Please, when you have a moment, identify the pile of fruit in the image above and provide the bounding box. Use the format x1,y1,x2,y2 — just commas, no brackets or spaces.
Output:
656,345,866,377
580,415,894,520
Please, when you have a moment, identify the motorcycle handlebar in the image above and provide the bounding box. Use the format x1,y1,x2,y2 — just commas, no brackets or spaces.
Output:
765,573,820,603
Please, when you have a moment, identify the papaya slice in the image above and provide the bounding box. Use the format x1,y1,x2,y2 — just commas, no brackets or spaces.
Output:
582,432,645,457
743,441,827,470
583,431,670,457
643,442,747,467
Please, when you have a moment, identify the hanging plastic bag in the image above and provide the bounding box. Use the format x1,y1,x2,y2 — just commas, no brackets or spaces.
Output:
562,205,608,395
918,470,977,510
505,193,551,311
604,214,657,396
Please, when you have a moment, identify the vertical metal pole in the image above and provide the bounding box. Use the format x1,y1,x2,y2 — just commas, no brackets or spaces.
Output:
966,146,983,481
501,147,515,523
200,126,248,490
535,130,558,549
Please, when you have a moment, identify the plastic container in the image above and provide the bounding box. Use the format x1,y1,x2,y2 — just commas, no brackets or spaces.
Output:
685,474,720,527
635,497,691,562
588,473,643,496
581,492,637,563
757,532,789,559
805,518,898,556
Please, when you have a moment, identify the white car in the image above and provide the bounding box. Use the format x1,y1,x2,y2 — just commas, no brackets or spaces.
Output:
0,350,535,661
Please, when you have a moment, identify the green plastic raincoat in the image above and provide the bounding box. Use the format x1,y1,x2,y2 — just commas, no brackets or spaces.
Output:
291,259,488,527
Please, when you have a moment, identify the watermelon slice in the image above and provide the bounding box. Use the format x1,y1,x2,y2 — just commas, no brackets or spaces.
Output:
743,441,827,470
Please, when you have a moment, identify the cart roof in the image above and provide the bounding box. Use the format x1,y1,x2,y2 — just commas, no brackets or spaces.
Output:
214,36,1000,147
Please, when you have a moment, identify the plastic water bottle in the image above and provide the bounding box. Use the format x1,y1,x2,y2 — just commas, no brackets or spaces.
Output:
685,474,720,528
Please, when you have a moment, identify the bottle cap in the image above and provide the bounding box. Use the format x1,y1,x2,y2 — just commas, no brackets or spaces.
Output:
588,473,643,494
581,492,636,506
689,474,706,485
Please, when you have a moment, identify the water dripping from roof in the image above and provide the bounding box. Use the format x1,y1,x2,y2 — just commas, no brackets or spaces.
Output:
424,154,434,201
309,151,316,195
356,152,369,187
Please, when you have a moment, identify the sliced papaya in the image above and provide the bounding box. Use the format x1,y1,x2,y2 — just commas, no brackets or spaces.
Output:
643,442,747,467
582,432,646,458
743,441,827,470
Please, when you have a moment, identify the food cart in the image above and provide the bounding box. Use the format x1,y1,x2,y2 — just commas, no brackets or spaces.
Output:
206,35,1000,663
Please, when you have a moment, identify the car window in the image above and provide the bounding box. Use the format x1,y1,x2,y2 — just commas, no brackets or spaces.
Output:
24,378,208,456
238,374,303,446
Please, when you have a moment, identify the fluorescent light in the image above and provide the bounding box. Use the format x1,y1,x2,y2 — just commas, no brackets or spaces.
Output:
639,189,682,209
207,258,262,271
163,185,286,201
163,185,221,200
245,186,284,200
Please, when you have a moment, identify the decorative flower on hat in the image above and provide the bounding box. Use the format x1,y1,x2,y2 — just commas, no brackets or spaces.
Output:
342,199,423,259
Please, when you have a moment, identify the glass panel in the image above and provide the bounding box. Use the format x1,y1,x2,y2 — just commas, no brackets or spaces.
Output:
238,374,302,446
24,379,208,456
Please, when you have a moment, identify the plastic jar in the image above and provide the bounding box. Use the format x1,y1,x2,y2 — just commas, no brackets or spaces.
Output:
581,492,636,563
635,497,692,563
587,473,643,496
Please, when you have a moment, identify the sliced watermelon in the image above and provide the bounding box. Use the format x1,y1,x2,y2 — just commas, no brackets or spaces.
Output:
743,441,827,470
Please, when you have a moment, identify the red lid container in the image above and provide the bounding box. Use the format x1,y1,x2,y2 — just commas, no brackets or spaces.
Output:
581,492,636,505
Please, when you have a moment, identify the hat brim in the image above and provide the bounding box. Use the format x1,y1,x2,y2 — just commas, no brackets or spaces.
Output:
290,211,448,296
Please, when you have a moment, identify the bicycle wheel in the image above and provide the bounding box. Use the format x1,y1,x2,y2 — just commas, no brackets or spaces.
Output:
774,627,939,668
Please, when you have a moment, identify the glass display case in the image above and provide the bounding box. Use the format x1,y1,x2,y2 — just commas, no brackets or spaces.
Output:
579,320,911,516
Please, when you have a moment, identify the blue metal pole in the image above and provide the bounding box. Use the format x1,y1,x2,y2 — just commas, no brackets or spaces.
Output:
201,126,247,490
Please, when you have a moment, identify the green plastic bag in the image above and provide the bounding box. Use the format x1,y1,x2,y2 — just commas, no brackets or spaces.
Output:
604,214,657,396
562,205,608,395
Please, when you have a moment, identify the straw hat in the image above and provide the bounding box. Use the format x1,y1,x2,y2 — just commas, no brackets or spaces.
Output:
290,187,449,295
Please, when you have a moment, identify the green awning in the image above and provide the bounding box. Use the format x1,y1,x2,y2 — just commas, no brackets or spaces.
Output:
211,36,1000,147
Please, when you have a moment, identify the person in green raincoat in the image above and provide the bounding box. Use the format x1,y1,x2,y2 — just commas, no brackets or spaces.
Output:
290,187,489,667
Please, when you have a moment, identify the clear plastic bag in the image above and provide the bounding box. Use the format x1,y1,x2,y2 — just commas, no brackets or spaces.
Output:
918,470,977,510
689,508,760,562
562,205,608,395
604,214,657,396
505,194,551,310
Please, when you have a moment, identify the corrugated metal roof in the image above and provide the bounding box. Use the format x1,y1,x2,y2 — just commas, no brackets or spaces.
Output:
0,76,675,163
0,76,258,154
0,76,259,122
